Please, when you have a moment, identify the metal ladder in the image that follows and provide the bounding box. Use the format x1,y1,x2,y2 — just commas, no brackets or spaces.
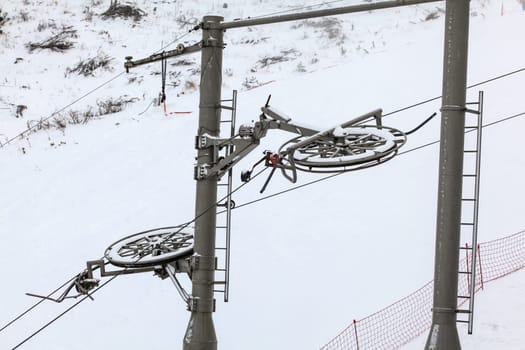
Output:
456,91,484,334
214,90,237,302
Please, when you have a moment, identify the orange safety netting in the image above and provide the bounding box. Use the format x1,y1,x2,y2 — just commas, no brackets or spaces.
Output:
321,230,525,350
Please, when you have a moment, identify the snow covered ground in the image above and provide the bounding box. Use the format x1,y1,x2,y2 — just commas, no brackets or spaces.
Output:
1,0,524,349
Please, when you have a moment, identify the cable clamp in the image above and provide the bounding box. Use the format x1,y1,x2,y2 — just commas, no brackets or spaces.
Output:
431,307,457,314
187,297,216,312
196,134,227,150
440,105,465,112
194,165,209,180
201,38,225,49
190,255,217,271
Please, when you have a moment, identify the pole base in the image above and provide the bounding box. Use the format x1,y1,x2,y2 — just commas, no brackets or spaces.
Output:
183,312,217,350
424,322,461,350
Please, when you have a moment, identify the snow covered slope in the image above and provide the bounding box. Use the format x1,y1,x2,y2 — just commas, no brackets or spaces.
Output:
1,0,525,349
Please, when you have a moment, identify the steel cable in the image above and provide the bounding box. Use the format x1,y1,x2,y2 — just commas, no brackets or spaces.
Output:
230,109,525,211
0,275,77,334
0,72,125,148
6,167,269,349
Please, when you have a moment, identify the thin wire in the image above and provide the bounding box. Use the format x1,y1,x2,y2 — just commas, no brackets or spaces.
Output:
231,109,525,210
11,274,119,350
0,275,77,334
404,112,437,135
154,27,199,54
7,105,525,347
1,27,202,149
8,167,269,349
0,72,126,148
245,0,346,20
398,110,525,156
383,66,525,118
232,171,343,210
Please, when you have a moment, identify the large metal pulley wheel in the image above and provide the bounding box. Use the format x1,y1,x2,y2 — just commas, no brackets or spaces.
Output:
282,126,406,172
105,227,194,268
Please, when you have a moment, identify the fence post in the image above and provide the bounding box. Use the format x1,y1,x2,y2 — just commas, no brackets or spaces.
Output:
353,319,360,350
477,243,484,290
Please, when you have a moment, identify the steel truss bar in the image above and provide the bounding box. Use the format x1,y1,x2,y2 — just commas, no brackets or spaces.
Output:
219,0,441,30
124,42,202,72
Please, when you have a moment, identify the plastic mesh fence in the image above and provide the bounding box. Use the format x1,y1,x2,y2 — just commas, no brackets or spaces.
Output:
321,230,525,350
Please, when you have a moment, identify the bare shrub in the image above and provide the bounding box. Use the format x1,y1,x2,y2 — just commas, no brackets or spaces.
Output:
26,118,52,132
67,107,95,124
83,6,94,21
234,36,270,45
97,96,138,116
26,26,77,52
257,49,300,69
66,52,113,77
423,8,444,21
100,0,146,21
296,62,307,73
37,20,57,32
23,96,138,138
176,14,198,29
16,105,27,118
171,58,195,67
0,8,7,34
19,11,30,22
52,116,67,129
293,17,345,43
242,76,259,89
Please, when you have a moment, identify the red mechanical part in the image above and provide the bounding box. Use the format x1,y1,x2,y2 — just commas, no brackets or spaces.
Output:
267,153,280,167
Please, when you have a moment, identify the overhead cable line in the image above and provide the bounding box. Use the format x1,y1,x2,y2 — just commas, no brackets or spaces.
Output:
154,26,200,54
1,26,202,149
6,166,268,349
245,0,346,20
383,66,525,118
8,107,525,345
0,72,125,148
0,275,78,334
230,109,525,211
11,274,120,350
404,112,437,135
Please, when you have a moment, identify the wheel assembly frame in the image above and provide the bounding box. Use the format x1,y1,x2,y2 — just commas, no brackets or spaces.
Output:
104,226,194,268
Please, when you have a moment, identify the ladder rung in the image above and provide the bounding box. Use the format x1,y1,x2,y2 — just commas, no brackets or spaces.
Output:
457,295,471,299
459,246,473,250
461,222,474,226
462,174,477,177
463,150,478,153
456,320,470,323
464,108,480,115
221,98,233,102
465,101,479,105
216,247,227,250
220,105,234,111
213,289,225,293
216,226,227,229
458,271,472,274
216,268,227,272
464,126,478,129
214,281,226,285
462,198,477,202
456,309,471,314
220,119,232,123
217,183,229,186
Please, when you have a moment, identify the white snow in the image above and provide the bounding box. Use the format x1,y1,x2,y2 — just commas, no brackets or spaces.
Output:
1,0,525,349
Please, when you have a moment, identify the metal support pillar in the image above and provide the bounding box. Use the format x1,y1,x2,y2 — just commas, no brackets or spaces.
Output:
425,1,470,349
184,15,224,350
